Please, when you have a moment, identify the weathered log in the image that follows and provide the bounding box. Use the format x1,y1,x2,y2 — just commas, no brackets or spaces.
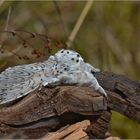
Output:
95,71,140,123
0,86,107,125
0,86,108,138
87,110,111,138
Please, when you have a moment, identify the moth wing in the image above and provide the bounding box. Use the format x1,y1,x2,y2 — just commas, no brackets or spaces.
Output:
0,63,45,106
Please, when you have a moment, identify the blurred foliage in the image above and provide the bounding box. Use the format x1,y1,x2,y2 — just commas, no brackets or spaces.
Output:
111,111,140,139
0,1,140,138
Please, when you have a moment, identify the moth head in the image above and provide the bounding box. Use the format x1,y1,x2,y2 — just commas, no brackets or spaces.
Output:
54,49,84,65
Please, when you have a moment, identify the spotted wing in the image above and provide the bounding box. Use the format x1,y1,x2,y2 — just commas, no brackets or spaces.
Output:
0,62,46,106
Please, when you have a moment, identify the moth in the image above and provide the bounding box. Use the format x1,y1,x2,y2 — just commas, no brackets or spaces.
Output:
0,49,107,106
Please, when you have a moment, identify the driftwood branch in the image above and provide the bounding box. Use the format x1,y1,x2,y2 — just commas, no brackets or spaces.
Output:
0,71,139,139
95,71,140,123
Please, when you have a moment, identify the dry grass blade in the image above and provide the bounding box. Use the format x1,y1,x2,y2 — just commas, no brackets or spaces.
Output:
5,6,11,31
66,0,94,48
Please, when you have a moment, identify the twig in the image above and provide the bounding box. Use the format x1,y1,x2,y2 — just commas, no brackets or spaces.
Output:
0,46,22,59
66,0,94,48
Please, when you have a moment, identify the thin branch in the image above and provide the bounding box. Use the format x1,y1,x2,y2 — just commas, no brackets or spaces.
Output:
0,46,22,59
66,0,94,48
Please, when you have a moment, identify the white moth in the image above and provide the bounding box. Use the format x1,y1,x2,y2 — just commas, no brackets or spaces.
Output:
0,49,107,106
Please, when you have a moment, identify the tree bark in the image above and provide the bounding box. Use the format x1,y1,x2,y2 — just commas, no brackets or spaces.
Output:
95,71,140,123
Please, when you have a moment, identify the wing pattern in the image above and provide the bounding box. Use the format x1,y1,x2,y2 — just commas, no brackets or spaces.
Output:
0,61,53,105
